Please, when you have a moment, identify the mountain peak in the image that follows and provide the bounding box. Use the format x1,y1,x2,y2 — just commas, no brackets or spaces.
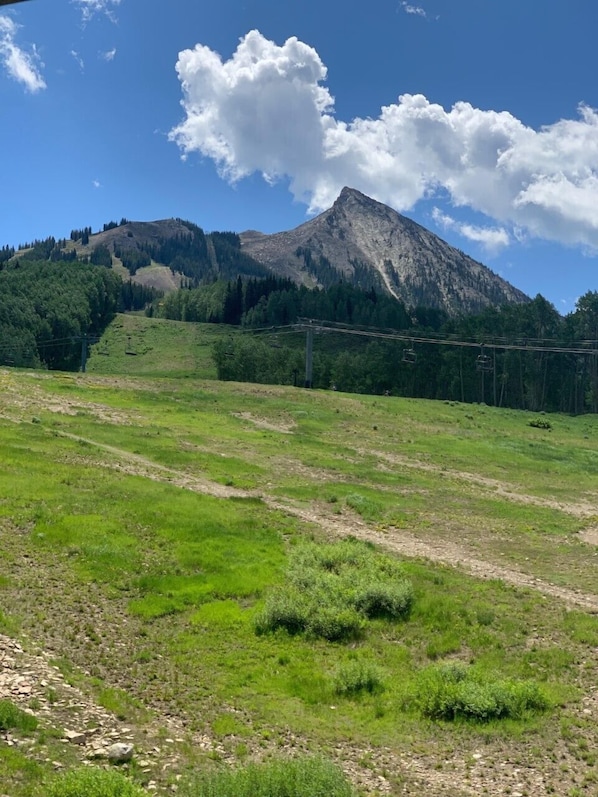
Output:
240,190,529,315
337,186,361,200
335,186,374,205
332,187,403,222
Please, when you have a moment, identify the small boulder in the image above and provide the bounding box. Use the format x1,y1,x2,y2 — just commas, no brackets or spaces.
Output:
106,742,134,763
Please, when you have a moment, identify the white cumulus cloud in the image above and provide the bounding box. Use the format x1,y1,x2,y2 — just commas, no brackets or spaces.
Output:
169,30,598,252
72,0,121,23
0,15,45,93
431,208,510,254
100,46,116,61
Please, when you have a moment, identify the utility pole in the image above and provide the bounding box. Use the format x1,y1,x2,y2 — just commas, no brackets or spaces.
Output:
304,325,314,388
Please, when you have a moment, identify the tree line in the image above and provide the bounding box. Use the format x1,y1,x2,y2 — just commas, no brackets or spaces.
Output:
157,277,414,329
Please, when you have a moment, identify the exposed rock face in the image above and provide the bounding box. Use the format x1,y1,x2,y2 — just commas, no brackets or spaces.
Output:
241,187,529,315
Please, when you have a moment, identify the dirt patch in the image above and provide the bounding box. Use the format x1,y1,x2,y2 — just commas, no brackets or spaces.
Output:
233,412,297,434
579,527,598,546
0,378,136,426
132,264,184,293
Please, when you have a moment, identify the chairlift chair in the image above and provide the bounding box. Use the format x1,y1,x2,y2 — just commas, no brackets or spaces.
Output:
476,346,493,372
402,347,417,364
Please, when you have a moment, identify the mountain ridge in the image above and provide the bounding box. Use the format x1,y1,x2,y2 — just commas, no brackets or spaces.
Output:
10,188,529,316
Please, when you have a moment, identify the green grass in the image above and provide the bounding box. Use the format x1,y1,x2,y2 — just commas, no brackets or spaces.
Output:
1,365,598,794
178,756,355,797
0,746,47,797
0,700,38,734
47,768,147,797
86,314,230,378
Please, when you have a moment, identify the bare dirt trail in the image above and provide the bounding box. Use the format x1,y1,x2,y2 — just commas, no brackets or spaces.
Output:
357,447,598,520
50,429,598,613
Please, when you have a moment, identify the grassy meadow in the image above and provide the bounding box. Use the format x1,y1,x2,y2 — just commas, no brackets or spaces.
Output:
1,318,598,796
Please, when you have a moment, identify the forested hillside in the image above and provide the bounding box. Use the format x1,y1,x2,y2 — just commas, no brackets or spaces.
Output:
157,277,412,328
74,219,270,284
0,260,121,370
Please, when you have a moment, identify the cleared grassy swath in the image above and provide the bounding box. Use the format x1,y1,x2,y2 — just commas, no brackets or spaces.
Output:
86,313,230,379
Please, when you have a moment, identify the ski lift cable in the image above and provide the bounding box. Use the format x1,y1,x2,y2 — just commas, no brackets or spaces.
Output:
294,319,598,357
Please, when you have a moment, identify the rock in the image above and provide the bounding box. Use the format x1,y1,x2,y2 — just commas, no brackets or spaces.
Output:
64,730,86,745
87,747,108,760
106,742,134,763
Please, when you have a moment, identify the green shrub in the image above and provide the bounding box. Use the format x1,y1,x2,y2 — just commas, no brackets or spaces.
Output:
179,756,355,797
333,660,384,696
345,493,378,519
255,540,413,642
416,663,550,722
307,606,365,642
0,699,38,734
476,608,495,627
353,581,413,620
47,767,147,797
254,589,308,636
528,418,552,430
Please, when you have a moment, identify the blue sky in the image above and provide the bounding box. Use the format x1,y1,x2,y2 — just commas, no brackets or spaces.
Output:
1,0,597,314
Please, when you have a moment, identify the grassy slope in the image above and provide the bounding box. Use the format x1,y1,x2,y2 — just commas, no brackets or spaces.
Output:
86,314,228,379
1,349,598,795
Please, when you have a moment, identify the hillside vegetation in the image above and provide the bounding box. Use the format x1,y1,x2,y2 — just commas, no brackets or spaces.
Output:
1,365,598,796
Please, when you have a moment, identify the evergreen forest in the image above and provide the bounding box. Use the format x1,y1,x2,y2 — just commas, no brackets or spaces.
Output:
156,279,598,415
0,259,121,370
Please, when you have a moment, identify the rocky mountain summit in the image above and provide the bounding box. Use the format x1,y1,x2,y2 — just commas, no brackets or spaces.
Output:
241,187,529,315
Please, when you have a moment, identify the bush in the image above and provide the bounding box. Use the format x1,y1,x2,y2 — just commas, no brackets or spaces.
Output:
0,699,38,734
179,756,355,797
47,767,147,797
353,581,413,620
307,606,365,642
254,589,308,636
529,418,552,430
416,663,550,722
255,540,413,643
333,660,384,696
